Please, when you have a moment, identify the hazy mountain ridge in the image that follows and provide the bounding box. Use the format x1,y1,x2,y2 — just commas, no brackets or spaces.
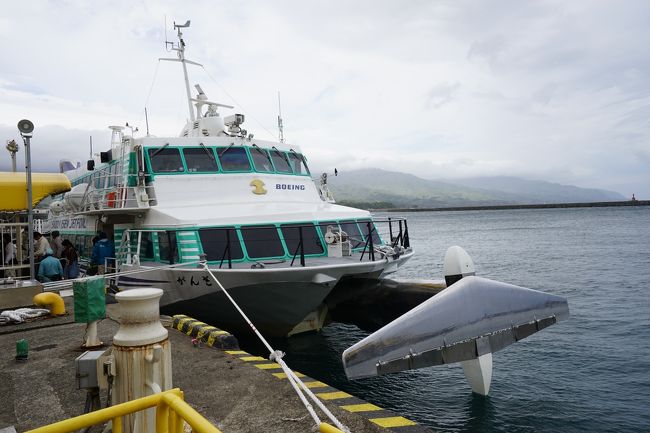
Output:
327,168,625,208
450,176,624,203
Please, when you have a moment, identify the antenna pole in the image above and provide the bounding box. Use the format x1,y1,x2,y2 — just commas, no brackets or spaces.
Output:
145,108,151,136
278,91,284,143
160,21,201,123
175,24,196,122
89,136,93,158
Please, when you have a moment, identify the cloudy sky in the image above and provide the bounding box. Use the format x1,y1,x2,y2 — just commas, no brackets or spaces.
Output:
1,1,649,197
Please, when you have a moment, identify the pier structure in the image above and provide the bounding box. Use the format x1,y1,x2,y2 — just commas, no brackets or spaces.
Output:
0,295,432,433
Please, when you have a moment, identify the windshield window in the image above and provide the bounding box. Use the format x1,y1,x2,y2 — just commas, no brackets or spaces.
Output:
357,219,381,246
148,148,184,173
288,153,309,175
271,151,291,173
281,224,324,255
199,227,244,261
183,147,219,172
251,148,273,172
340,221,364,248
218,147,251,171
240,225,285,259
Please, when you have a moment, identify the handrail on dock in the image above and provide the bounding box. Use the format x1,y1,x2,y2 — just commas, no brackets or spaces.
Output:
25,388,222,433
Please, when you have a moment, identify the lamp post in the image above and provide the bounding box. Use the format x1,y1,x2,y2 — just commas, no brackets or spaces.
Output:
6,139,19,172
6,139,23,268
17,119,35,280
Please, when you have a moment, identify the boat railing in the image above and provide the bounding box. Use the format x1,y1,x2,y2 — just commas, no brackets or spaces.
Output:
77,172,156,214
359,221,376,262
383,216,410,249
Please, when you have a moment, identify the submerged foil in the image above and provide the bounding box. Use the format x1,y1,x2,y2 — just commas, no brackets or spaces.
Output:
342,276,569,379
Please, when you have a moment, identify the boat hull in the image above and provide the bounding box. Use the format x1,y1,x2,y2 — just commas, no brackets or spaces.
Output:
116,251,414,337
160,280,331,338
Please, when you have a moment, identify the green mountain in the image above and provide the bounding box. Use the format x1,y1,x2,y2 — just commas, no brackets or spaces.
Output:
325,168,625,208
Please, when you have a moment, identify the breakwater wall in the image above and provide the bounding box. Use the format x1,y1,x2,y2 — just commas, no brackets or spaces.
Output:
375,200,650,213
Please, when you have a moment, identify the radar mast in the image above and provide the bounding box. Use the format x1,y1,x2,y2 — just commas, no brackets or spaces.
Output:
160,20,202,122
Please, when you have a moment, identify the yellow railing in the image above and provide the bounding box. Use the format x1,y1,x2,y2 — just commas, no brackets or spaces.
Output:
26,388,221,433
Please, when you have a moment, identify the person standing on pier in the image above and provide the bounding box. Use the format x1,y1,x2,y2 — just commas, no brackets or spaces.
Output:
51,231,64,258
62,239,80,279
33,231,51,261
91,232,115,275
3,234,17,278
37,248,63,282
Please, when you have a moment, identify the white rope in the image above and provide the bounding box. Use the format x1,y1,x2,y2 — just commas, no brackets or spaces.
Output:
274,355,352,433
201,262,350,433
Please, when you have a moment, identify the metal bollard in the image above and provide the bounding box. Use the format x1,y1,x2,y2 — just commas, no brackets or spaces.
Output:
112,288,172,433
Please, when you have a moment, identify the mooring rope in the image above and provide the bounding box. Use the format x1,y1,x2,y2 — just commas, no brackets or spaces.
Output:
200,262,350,433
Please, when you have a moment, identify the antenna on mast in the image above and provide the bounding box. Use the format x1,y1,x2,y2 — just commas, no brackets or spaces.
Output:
164,15,169,51
159,20,202,122
277,91,284,143
89,136,93,158
145,107,151,136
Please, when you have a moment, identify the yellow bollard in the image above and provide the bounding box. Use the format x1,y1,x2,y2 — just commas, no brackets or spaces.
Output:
33,292,66,316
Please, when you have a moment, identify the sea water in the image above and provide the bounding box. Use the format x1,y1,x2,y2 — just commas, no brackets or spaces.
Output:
277,207,650,432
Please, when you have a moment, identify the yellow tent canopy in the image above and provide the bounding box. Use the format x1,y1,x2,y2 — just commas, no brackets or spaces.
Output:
0,172,71,211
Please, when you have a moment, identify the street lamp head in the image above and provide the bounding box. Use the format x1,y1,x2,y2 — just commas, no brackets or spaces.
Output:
17,119,34,135
6,139,19,153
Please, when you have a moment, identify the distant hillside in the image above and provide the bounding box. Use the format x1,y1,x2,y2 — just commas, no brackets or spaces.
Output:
448,176,625,203
326,169,625,208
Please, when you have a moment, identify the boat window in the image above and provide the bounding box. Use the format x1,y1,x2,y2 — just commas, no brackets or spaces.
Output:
148,148,184,173
250,147,273,172
339,221,364,248
281,224,324,255
288,153,310,175
183,147,219,172
317,221,339,236
270,151,291,173
240,225,285,259
85,235,94,258
139,232,154,260
198,227,244,261
217,147,251,171
158,231,178,264
357,219,381,246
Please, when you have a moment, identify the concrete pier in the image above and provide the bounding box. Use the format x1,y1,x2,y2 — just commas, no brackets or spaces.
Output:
0,297,433,433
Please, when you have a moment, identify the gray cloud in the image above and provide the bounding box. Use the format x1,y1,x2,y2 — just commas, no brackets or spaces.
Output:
0,0,649,197
425,82,460,109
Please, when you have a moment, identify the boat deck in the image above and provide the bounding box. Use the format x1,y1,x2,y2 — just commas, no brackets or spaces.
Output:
139,249,413,271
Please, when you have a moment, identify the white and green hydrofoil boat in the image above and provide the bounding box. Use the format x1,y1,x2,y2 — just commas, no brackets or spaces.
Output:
44,21,413,337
